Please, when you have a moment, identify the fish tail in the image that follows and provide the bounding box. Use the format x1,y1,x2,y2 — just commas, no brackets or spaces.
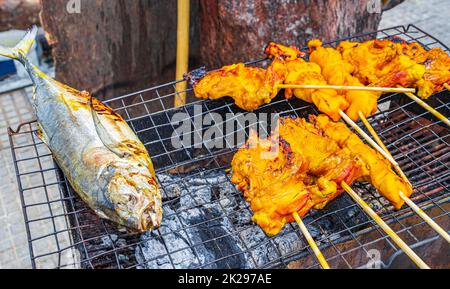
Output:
0,26,38,61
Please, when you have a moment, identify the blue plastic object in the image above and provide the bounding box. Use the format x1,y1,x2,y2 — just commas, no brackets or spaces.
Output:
0,59,17,78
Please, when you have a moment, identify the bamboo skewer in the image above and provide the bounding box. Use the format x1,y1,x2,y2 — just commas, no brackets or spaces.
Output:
403,92,450,127
292,212,330,269
278,84,415,93
279,82,449,246
400,192,450,243
358,112,410,184
174,0,190,107
338,110,399,167
339,109,438,265
358,112,450,243
267,82,445,266
341,181,430,269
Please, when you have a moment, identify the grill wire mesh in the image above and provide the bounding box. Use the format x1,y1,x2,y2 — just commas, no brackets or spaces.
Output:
7,25,450,269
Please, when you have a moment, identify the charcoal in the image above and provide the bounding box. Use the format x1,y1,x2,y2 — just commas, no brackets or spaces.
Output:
100,234,119,248
134,169,382,268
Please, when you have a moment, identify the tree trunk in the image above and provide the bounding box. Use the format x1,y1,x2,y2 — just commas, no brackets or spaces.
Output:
40,0,199,101
0,0,40,31
199,0,383,68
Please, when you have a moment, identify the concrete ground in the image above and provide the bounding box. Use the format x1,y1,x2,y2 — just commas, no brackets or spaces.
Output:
0,87,35,268
0,0,449,268
379,0,450,46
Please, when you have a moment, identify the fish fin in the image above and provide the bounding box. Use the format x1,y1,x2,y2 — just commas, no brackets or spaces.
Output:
89,94,152,171
0,26,38,60
89,94,129,159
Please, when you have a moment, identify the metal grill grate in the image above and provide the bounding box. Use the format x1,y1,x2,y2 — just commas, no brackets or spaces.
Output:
7,25,450,269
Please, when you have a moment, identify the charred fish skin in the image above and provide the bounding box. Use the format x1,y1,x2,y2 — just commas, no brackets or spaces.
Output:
0,27,162,232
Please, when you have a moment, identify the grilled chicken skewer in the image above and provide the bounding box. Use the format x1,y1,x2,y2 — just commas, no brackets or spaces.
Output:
231,114,429,268
190,43,414,163
337,38,450,127
309,39,450,241
192,38,449,125
191,40,447,247
231,114,413,228
295,90,450,244
191,42,415,117
0,27,162,232
268,42,403,165
358,112,450,243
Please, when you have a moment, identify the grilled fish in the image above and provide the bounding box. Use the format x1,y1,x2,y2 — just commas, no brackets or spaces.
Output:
0,27,162,232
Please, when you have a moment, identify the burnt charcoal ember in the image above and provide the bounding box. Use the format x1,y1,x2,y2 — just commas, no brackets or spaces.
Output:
239,226,305,267
137,170,249,268
272,231,304,257
135,169,375,269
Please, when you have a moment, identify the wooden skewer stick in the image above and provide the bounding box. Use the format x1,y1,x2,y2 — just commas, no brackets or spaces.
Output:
404,92,450,127
341,181,430,269
358,112,410,184
338,110,399,167
292,212,330,269
358,112,450,243
400,192,450,243
278,84,415,93
174,0,190,107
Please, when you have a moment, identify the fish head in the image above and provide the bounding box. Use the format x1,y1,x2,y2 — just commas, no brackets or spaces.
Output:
107,159,162,232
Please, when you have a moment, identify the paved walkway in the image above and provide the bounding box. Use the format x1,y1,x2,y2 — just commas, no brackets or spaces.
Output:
379,0,450,46
0,87,35,268
0,0,448,268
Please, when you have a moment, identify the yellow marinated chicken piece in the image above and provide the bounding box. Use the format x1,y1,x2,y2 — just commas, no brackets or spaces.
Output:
309,39,380,121
338,40,426,89
193,60,287,110
265,42,349,121
398,41,428,63
338,38,450,99
265,42,351,121
282,58,349,121
312,114,413,209
419,48,450,98
231,129,310,236
193,42,303,111
338,39,399,84
265,41,305,61
232,117,361,236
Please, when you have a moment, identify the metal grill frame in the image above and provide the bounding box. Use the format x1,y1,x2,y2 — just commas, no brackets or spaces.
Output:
7,24,450,269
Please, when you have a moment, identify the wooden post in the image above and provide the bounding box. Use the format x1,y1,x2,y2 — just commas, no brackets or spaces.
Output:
39,0,196,101
0,0,40,31
199,0,383,68
175,0,190,107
